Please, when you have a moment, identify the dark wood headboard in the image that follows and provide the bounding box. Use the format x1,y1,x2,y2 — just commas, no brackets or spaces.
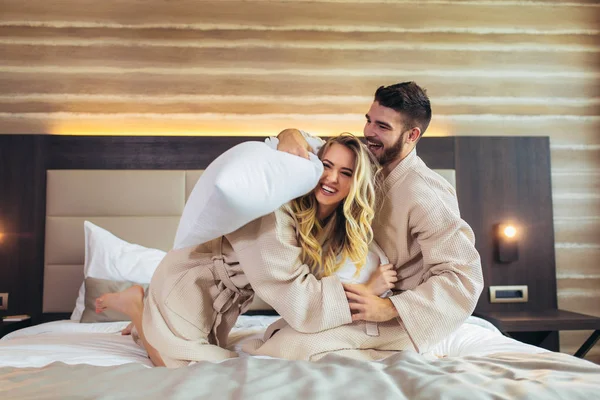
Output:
0,135,555,325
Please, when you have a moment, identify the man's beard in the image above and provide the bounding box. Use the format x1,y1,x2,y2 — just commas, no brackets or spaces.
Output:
376,136,404,166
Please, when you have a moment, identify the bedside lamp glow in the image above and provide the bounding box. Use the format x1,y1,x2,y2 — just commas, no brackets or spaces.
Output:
496,224,519,263
503,225,517,238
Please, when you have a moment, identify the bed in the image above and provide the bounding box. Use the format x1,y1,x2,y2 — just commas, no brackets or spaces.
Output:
2,316,599,398
1,135,599,399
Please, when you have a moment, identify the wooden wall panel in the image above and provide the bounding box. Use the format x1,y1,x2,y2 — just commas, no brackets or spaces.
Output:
3,43,596,73
456,137,557,312
0,0,598,362
1,71,598,99
0,136,46,322
2,1,598,31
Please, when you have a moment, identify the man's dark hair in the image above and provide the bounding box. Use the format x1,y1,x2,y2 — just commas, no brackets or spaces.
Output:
374,82,432,135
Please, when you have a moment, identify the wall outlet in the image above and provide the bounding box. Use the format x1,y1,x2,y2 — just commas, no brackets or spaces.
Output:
489,285,528,303
0,293,8,310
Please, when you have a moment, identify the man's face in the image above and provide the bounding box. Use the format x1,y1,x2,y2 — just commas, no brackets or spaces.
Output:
363,101,407,166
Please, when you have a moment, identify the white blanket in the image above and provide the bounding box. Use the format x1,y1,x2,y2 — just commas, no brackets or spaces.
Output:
1,351,599,400
2,316,598,399
0,316,546,368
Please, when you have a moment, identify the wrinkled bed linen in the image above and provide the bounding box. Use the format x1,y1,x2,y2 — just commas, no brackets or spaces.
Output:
0,316,545,368
1,351,599,400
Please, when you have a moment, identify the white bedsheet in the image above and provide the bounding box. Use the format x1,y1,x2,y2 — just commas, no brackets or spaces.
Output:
0,316,546,368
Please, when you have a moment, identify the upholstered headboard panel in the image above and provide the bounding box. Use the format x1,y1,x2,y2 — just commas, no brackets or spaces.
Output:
43,169,456,315
44,170,188,313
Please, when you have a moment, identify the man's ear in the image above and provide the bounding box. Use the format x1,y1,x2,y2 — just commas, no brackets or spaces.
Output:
407,127,422,143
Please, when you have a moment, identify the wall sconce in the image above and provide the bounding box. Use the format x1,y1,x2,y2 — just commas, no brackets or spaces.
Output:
495,224,518,263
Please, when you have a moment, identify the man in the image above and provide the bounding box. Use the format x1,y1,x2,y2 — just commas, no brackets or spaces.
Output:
247,82,483,360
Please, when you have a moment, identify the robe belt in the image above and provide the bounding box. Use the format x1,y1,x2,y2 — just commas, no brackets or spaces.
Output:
365,322,380,337
210,254,253,347
209,237,253,347
212,255,254,316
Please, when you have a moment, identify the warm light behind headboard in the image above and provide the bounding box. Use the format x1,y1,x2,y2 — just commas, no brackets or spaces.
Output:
45,114,453,137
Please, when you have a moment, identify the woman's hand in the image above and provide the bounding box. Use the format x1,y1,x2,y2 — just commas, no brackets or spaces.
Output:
121,321,134,336
277,128,310,159
365,264,398,296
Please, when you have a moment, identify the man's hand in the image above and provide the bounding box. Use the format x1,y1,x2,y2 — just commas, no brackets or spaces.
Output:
344,283,399,322
277,128,310,159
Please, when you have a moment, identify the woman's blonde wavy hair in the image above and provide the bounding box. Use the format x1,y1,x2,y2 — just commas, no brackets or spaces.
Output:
285,133,382,278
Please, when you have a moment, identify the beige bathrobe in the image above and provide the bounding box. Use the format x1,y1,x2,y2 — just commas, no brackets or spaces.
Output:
244,149,484,361
142,207,352,368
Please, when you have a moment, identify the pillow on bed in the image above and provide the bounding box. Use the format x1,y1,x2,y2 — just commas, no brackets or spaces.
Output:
173,140,323,249
71,221,166,321
80,277,149,323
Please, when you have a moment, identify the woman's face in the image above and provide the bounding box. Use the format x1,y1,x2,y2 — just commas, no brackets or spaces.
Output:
314,143,356,217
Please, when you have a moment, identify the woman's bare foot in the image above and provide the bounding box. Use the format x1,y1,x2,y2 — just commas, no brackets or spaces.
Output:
121,321,135,336
95,285,144,318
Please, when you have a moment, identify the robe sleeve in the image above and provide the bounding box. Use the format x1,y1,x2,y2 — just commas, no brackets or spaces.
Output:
228,207,352,334
388,183,484,352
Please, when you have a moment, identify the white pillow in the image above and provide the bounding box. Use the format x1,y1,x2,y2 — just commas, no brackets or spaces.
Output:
70,221,166,321
173,140,324,249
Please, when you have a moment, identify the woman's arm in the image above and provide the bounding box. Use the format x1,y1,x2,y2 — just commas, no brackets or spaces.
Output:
365,264,397,296
276,129,311,159
276,128,325,158
227,207,352,334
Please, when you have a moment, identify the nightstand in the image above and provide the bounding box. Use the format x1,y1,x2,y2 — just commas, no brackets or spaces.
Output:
0,318,32,339
475,310,600,359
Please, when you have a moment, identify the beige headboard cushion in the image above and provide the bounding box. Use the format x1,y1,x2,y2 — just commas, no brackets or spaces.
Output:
44,171,187,313
43,169,455,314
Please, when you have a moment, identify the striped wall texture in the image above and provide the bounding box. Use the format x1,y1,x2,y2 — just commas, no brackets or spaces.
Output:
1,0,599,361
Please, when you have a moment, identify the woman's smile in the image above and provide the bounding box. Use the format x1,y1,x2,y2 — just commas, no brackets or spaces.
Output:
319,183,338,196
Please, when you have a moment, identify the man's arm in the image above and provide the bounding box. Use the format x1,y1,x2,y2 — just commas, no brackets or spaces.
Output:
229,208,352,334
346,186,484,353
391,205,483,352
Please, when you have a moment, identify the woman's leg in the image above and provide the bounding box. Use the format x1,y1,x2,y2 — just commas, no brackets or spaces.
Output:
96,286,166,367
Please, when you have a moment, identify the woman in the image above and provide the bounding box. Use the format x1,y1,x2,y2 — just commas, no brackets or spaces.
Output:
96,133,392,367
